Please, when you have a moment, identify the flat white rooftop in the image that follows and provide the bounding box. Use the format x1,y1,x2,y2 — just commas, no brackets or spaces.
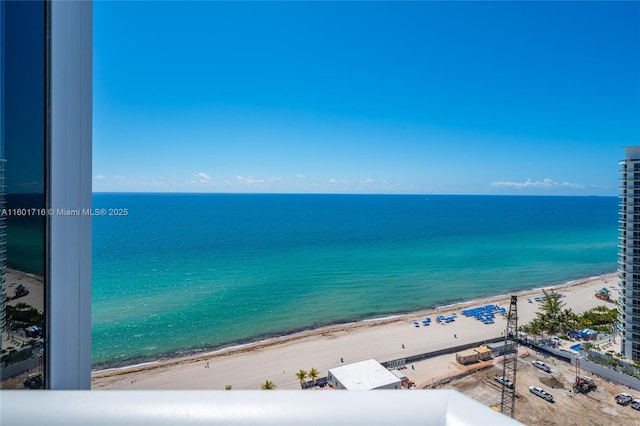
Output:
328,359,401,390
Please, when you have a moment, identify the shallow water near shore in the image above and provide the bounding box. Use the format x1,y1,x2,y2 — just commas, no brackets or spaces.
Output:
91,194,618,367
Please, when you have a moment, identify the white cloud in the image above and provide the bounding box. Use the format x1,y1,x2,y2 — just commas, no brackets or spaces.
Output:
192,172,216,185
359,178,375,184
296,174,306,179
95,175,105,180
329,178,348,185
491,178,585,189
196,172,212,181
234,175,265,185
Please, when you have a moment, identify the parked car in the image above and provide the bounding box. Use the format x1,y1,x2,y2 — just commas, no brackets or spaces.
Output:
529,386,554,402
630,399,640,410
25,325,42,338
23,373,43,389
493,375,514,389
532,360,551,373
616,393,633,406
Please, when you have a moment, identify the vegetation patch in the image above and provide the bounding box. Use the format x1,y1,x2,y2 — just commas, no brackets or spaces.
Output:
5,303,43,329
519,290,616,338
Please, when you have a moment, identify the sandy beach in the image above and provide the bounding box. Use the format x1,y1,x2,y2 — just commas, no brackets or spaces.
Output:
1,268,45,370
3,268,45,312
91,272,619,390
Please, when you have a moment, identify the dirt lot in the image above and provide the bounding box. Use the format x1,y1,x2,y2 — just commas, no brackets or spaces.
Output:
433,353,639,425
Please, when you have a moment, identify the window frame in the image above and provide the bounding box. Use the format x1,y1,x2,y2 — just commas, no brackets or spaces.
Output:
46,0,92,390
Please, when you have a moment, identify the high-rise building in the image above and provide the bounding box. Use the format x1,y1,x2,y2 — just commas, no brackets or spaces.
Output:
618,146,640,361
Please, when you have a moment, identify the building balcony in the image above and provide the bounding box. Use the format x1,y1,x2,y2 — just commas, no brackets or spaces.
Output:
618,307,640,320
617,213,640,219
621,324,640,340
620,298,640,310
620,183,640,189
617,223,640,230
617,250,640,258
619,281,640,292
618,220,640,226
623,317,640,327
617,273,640,283
618,268,640,276
618,214,640,221
618,243,640,252
624,212,640,219
618,245,640,253
617,254,640,262
620,289,640,299
617,253,640,262
617,241,640,249
621,331,640,343
617,260,640,269
616,261,640,271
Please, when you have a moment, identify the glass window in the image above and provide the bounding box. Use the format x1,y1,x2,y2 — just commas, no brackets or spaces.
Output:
0,0,47,389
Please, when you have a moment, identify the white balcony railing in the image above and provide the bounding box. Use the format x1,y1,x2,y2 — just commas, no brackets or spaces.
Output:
0,390,522,426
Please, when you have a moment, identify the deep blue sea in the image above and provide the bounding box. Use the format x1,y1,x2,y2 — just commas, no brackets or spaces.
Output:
91,194,618,367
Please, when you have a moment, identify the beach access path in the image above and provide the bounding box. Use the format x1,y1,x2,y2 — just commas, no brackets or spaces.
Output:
92,273,618,390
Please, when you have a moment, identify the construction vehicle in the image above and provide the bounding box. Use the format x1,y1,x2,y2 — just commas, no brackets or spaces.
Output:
574,359,596,393
575,375,597,393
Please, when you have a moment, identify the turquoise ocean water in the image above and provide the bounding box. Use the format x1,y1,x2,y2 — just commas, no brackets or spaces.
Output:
91,194,618,367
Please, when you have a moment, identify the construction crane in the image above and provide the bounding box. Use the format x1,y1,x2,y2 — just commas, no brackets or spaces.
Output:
500,295,518,418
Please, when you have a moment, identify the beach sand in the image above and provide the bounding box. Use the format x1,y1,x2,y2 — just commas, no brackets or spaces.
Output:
1,268,45,359
3,268,45,312
91,273,619,390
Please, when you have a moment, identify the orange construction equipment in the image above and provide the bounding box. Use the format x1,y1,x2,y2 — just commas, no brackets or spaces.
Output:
574,359,596,393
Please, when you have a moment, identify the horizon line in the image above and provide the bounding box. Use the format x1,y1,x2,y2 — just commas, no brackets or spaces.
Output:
90,191,618,197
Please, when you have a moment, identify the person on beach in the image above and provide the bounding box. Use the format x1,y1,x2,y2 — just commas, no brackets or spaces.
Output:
402,344,405,349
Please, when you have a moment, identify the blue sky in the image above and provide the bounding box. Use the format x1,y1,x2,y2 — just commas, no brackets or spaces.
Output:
93,1,640,195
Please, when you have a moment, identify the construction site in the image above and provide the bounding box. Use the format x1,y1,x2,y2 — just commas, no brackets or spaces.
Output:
425,296,639,425
433,353,638,425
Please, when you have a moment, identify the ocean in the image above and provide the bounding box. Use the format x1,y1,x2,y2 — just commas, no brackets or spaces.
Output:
91,194,618,367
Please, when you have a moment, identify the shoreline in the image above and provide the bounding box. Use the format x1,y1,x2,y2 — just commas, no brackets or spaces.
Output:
92,271,618,386
91,271,617,371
